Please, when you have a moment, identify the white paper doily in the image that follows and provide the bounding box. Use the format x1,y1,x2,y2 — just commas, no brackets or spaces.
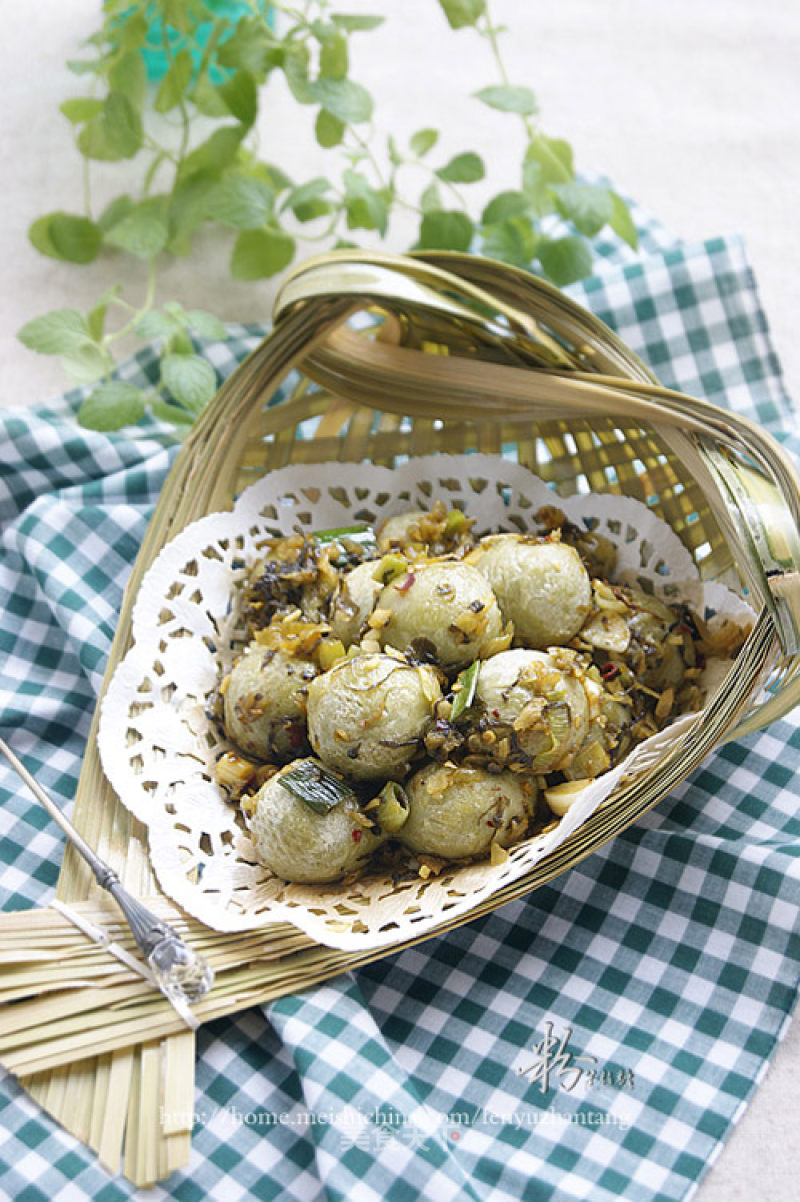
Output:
99,455,755,950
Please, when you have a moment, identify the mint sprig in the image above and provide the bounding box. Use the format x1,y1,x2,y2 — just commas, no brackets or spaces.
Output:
19,0,637,433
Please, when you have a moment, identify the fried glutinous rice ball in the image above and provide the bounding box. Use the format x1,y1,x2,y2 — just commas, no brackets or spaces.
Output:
474,534,592,648
329,560,385,647
245,759,387,883
474,648,600,774
398,761,536,860
306,652,442,780
223,643,316,761
375,560,509,671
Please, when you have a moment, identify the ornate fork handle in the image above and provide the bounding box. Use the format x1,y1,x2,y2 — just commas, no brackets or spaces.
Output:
0,735,214,1006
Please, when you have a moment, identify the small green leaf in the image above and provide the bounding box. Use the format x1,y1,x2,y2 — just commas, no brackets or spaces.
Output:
150,399,196,427
343,171,388,235
78,381,147,431
191,71,232,118
28,217,59,259
179,126,246,178
61,343,109,385
109,52,147,109
135,310,183,341
435,152,485,184
480,216,537,268
417,210,474,252
437,0,485,29
331,14,385,32
46,215,103,265
552,182,613,238
315,109,345,148
409,128,438,158
217,16,277,77
205,174,274,229
310,77,373,123
154,47,194,113
537,235,593,286
184,310,228,340
283,177,332,215
230,228,296,280
161,353,218,413
104,199,169,259
474,84,538,115
98,194,135,233
524,135,574,186
18,309,92,355
419,182,442,213
320,34,348,79
59,98,104,124
284,43,313,103
609,190,639,250
87,286,121,341
481,190,530,225
218,69,258,127
102,91,144,158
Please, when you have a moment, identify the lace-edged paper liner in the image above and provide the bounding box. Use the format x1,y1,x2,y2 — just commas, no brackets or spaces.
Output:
98,455,756,951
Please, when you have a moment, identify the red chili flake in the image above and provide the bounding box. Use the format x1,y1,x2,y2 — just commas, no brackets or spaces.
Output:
351,829,363,843
601,662,620,681
395,572,416,592
492,709,501,719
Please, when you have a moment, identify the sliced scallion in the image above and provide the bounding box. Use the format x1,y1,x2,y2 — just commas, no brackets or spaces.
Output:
450,660,481,722
278,760,357,815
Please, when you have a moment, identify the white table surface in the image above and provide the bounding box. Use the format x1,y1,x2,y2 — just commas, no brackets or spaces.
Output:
1,2,798,1198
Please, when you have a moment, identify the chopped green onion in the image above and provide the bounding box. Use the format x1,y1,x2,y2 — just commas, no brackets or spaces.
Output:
314,524,377,552
278,760,357,815
450,660,481,722
374,781,410,833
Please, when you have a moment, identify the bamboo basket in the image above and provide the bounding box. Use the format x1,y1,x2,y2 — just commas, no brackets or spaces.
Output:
4,249,800,1185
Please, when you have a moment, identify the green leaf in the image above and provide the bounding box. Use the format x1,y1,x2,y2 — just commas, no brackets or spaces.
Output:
160,353,218,413
417,210,474,252
320,34,348,79
18,309,91,355
134,310,183,341
179,126,246,178
315,109,345,148
150,399,196,427
102,91,144,158
524,135,574,186
284,43,313,103
78,381,147,431
474,84,538,115
168,171,218,243
552,182,613,238
419,182,442,213
480,216,537,268
28,216,60,258
284,177,333,222
184,310,228,340
98,194,135,233
278,758,357,814
435,152,485,184
61,343,109,385
154,47,194,113
218,69,258,127
331,14,385,32
409,128,438,158
480,190,530,225
609,190,639,250
437,0,485,29
191,70,233,118
48,215,103,264
217,16,278,77
230,228,296,280
59,98,104,124
343,170,388,235
537,235,593,286
87,285,121,341
310,77,373,123
104,198,169,259
205,174,274,229
108,52,147,109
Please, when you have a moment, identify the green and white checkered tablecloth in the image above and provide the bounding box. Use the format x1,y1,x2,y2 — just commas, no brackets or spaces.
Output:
2,200,800,1202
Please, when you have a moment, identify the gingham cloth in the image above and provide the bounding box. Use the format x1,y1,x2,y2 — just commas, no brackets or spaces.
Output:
2,203,800,1202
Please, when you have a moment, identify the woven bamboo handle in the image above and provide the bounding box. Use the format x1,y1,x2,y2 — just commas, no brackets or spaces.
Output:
275,250,800,735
